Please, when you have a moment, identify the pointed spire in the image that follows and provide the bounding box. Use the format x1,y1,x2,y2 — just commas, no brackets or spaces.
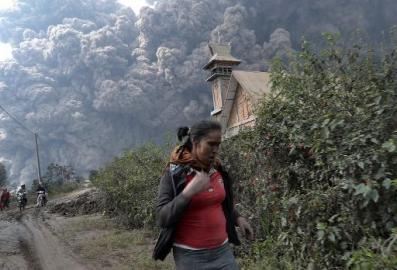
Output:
203,43,241,70
203,43,241,81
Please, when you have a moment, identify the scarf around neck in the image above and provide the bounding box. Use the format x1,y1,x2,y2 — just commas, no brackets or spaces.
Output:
169,145,221,172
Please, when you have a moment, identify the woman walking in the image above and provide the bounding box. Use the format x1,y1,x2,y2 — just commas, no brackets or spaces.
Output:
153,120,253,270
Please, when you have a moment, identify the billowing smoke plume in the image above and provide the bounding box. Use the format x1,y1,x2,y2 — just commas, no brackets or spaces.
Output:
0,0,396,184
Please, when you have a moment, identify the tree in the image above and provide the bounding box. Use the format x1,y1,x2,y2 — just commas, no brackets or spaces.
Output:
0,162,7,186
30,179,40,192
41,163,82,194
42,163,77,185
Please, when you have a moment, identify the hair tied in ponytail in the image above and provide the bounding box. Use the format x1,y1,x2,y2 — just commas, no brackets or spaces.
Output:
181,131,190,145
177,126,190,142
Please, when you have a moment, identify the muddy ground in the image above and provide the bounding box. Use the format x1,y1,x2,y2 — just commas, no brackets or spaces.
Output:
0,189,101,270
0,207,88,269
0,188,173,270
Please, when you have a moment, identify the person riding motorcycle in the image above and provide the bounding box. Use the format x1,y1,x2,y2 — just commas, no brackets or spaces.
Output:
17,184,27,207
36,183,47,206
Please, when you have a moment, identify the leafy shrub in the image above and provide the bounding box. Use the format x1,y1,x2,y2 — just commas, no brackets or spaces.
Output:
0,162,7,186
92,142,170,228
31,164,83,196
221,34,397,269
347,229,397,270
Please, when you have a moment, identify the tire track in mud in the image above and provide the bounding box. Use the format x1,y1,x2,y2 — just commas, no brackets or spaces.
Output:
13,209,44,269
20,208,88,270
0,211,33,270
1,207,89,270
18,238,42,270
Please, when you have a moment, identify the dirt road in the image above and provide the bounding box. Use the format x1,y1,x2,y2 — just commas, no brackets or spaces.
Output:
0,206,89,270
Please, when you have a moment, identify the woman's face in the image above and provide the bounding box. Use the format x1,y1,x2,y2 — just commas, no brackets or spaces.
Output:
192,130,222,166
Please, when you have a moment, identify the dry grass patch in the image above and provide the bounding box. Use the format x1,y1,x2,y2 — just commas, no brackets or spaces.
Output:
58,214,173,270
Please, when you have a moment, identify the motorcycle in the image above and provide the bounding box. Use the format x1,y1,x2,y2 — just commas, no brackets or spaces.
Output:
36,190,46,207
17,192,27,212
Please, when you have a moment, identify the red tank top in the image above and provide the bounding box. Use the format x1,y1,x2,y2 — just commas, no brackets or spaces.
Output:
174,169,227,249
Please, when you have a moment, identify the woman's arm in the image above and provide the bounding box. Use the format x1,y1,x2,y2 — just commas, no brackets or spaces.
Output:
220,166,254,240
156,169,190,228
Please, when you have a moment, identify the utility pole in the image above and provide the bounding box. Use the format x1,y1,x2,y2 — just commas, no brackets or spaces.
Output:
61,167,65,182
0,104,44,184
34,133,42,184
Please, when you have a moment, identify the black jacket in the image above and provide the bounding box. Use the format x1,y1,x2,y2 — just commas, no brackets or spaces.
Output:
153,164,241,260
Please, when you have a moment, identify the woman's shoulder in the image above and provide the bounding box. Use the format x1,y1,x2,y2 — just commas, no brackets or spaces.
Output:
169,163,191,175
214,163,227,173
161,163,190,182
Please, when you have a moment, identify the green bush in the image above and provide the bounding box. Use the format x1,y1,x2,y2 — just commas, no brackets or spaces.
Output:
347,229,397,270
31,164,83,196
221,34,397,268
92,142,170,228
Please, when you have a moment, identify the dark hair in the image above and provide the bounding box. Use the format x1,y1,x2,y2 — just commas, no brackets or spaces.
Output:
177,120,222,151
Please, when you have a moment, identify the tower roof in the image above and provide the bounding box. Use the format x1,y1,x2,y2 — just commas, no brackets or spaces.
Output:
203,43,241,70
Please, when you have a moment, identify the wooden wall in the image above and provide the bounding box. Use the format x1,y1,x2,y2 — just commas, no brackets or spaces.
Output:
227,85,253,128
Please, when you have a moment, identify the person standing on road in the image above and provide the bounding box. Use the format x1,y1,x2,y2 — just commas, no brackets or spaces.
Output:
153,120,253,270
0,188,10,210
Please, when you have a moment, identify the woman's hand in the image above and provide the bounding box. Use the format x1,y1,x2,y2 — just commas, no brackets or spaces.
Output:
237,216,254,240
182,170,210,199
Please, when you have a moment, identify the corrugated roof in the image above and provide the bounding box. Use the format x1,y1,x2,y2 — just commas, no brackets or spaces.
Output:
232,70,271,104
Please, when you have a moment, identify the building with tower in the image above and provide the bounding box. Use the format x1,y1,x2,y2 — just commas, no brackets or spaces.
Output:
203,43,271,138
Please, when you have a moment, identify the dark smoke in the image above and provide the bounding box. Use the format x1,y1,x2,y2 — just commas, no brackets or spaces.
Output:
0,0,396,184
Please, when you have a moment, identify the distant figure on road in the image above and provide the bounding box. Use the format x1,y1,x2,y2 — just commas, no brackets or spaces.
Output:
17,184,27,211
0,187,10,210
153,120,254,269
36,183,47,206
17,184,27,196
